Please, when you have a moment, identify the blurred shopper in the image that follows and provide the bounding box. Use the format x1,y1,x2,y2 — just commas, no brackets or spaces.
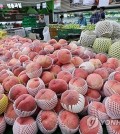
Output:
59,15,64,24
78,13,87,26
38,14,46,40
90,6,100,24
99,7,105,20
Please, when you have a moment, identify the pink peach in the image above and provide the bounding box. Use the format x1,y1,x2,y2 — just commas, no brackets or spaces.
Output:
95,53,107,63
71,56,83,67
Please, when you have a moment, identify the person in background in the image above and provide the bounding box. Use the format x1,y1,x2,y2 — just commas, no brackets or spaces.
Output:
38,15,46,40
90,6,100,24
59,15,64,24
78,13,87,26
99,7,105,20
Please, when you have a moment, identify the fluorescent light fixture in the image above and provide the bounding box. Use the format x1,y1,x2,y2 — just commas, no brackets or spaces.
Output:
42,2,46,8
36,3,40,9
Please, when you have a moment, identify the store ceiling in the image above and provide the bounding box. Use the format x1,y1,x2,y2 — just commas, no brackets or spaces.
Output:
0,0,48,6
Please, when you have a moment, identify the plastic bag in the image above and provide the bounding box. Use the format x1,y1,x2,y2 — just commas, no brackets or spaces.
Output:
43,26,51,42
83,0,95,5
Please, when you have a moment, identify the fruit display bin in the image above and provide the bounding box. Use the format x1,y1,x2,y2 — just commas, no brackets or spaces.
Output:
57,29,81,39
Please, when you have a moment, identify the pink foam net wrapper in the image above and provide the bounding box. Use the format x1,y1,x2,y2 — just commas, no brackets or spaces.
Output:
88,102,109,124
13,118,38,134
61,94,85,113
35,94,58,110
103,81,117,97
27,78,45,97
36,111,58,134
43,58,53,71
0,117,6,134
69,80,88,95
58,111,79,134
26,67,42,79
105,119,120,134
104,67,115,74
13,102,37,117
61,65,75,74
79,118,103,134
105,97,120,119
4,113,17,126
108,71,119,80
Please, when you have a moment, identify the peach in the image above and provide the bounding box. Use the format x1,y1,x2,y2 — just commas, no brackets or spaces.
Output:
94,68,109,81
57,71,72,83
53,43,61,50
105,94,120,119
116,66,120,72
4,102,17,125
58,110,79,134
41,71,55,85
39,50,50,55
95,53,107,63
44,45,54,53
84,49,95,59
69,42,78,50
0,64,8,72
103,80,120,97
85,89,101,102
102,62,116,73
57,49,72,64
2,76,20,92
8,84,28,102
50,65,62,76
22,60,32,68
71,49,82,56
108,71,120,82
22,47,31,55
27,78,45,97
72,68,88,80
61,63,75,73
35,55,53,70
71,56,83,67
12,65,25,76
37,111,58,133
89,59,102,69
69,77,88,95
0,94,8,114
58,39,68,46
48,79,68,94
32,39,41,45
8,58,21,69
0,69,14,83
79,62,95,74
0,115,6,134
86,73,103,90
48,39,57,45
31,44,43,53
13,117,38,134
26,61,42,78
80,54,90,62
12,51,22,59
88,102,109,123
61,90,85,113
19,55,30,63
61,45,71,50
79,115,103,134
14,94,37,117
18,70,30,85
4,50,12,60
105,119,120,134
28,52,38,60
107,58,119,68
54,99,63,113
35,89,58,110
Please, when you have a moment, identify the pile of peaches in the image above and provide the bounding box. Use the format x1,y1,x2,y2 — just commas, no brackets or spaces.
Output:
0,35,120,134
